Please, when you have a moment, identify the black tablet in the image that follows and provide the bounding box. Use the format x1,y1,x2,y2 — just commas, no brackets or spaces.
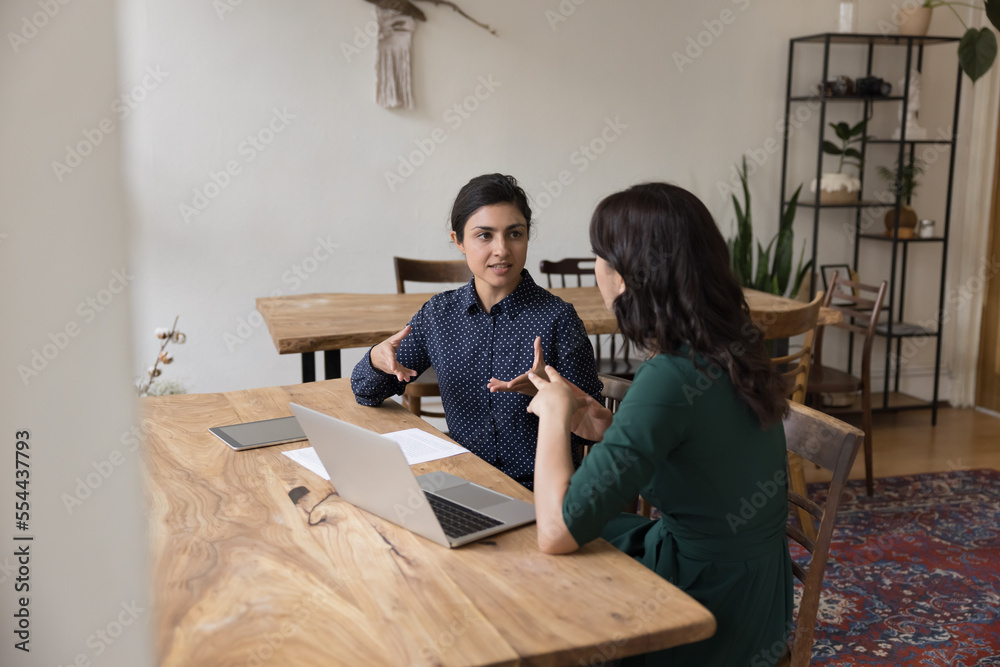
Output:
209,416,307,451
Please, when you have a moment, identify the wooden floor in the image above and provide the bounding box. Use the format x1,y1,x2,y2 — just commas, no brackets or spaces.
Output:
802,406,1000,485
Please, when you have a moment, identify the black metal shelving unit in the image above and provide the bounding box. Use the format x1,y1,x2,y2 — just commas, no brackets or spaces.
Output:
780,32,962,425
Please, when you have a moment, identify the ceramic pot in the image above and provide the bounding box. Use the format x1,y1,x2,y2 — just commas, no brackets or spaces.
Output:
811,173,862,205
884,205,919,238
897,6,932,36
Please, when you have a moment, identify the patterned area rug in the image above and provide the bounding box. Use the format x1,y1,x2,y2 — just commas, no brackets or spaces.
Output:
798,469,1000,666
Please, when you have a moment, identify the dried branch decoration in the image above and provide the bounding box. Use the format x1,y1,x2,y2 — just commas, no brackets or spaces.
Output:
362,0,496,109
137,315,187,397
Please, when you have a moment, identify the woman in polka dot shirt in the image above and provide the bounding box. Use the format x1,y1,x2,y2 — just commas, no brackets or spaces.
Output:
351,173,609,489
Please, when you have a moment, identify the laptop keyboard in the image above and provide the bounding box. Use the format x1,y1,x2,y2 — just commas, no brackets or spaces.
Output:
425,492,503,539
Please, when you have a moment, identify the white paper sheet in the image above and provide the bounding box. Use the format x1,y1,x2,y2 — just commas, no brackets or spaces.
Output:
282,428,468,480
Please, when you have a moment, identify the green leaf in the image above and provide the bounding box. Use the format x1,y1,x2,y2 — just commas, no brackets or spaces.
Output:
833,122,851,141
822,141,844,156
986,0,1000,33
772,186,801,295
754,240,771,292
849,119,868,137
959,27,998,82
789,245,811,300
844,148,864,160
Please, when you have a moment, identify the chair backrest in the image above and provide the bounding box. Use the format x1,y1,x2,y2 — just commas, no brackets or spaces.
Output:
598,373,631,414
813,272,888,381
393,257,473,294
541,258,628,367
757,292,824,404
782,401,864,667
538,258,596,288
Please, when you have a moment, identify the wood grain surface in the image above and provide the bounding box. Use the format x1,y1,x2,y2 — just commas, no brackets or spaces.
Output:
144,379,716,666
256,287,840,356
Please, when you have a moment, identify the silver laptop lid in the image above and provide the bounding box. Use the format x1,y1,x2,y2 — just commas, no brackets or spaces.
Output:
289,403,451,547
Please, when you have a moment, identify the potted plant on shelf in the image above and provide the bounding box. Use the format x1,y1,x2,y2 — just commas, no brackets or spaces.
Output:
812,119,867,205
894,1,1000,82
878,158,925,238
728,157,812,299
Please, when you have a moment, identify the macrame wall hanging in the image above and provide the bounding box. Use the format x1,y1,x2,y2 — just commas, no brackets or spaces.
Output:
363,0,496,109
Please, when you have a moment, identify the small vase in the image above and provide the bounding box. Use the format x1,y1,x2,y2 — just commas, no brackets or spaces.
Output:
884,205,919,238
897,6,932,36
811,173,862,205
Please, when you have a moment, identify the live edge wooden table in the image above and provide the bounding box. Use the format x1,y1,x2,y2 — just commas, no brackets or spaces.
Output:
257,287,838,382
143,379,716,666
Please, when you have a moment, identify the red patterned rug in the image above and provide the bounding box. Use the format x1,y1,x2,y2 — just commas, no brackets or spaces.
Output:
798,469,1000,666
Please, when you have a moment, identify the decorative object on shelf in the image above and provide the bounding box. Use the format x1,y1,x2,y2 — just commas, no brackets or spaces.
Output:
812,118,867,204
818,75,854,96
363,0,497,109
878,158,926,238
894,1,1000,82
839,0,858,32
855,75,893,96
892,68,929,139
918,218,937,237
727,157,812,298
897,3,934,35
137,316,187,397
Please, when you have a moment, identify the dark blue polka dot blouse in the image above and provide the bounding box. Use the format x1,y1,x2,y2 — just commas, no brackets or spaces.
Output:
351,270,603,489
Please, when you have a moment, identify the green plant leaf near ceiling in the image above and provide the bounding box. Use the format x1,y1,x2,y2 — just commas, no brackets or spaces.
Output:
959,26,999,82
986,0,1000,31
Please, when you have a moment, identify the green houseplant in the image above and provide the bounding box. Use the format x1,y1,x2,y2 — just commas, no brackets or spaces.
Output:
877,158,926,238
905,1,1000,82
727,157,812,298
813,119,867,205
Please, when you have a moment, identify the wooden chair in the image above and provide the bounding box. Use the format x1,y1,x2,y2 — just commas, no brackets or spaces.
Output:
756,292,824,541
806,272,887,496
393,257,473,419
596,373,655,517
779,401,864,667
539,258,640,379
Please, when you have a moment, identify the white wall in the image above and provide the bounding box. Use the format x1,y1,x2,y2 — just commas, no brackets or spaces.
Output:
0,1,150,665
120,0,988,402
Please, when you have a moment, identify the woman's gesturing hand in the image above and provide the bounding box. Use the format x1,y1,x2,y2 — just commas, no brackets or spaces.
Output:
487,336,548,396
371,325,417,383
526,366,585,427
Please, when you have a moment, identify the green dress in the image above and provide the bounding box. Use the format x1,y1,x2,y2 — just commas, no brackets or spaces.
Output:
562,353,793,667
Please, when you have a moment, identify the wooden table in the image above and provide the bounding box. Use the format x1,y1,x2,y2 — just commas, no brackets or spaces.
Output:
257,287,839,381
143,379,716,666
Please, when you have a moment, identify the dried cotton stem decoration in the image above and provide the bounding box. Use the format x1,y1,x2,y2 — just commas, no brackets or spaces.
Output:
137,315,187,397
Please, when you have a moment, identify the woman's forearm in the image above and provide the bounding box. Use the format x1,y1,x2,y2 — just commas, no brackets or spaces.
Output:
569,396,614,441
534,418,580,554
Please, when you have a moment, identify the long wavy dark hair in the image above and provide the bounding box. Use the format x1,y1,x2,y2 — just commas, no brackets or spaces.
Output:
590,182,788,428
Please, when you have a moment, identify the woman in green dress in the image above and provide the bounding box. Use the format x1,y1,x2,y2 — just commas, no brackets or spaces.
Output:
526,183,793,666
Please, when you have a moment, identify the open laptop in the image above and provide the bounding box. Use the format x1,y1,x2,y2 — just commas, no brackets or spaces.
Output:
289,403,536,548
